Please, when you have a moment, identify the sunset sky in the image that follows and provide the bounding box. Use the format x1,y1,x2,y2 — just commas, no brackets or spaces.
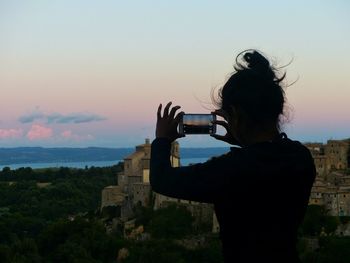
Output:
1,1,349,147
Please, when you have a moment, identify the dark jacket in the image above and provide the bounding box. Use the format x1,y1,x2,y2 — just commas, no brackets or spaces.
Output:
150,133,316,263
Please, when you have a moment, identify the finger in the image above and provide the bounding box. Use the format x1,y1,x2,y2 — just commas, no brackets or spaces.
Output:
215,109,228,119
169,105,181,119
163,102,172,117
174,111,185,123
177,133,186,138
212,120,229,129
210,134,226,140
212,109,228,120
157,104,162,119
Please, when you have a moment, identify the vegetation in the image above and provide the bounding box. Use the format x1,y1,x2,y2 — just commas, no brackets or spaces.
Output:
297,205,350,263
1,166,350,262
0,165,221,262
0,165,121,262
299,205,341,236
123,238,223,263
149,204,194,239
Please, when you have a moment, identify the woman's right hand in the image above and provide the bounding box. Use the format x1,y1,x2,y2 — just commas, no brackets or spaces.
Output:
210,109,241,146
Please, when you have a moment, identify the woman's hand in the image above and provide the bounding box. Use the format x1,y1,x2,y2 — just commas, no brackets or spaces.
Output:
156,102,185,142
211,109,241,146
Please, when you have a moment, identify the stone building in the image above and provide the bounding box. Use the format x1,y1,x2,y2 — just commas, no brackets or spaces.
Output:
212,212,220,233
102,138,181,210
308,178,328,206
309,171,350,216
305,143,324,156
101,186,125,207
306,138,350,216
117,138,153,206
305,138,350,177
325,139,350,170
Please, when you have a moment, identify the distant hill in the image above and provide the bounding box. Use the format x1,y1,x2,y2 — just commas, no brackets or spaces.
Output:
0,147,133,165
0,147,229,165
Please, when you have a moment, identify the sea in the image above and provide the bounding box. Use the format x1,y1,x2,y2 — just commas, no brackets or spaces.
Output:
0,158,209,170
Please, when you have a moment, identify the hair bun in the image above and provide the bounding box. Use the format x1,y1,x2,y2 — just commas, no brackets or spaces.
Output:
243,51,270,72
234,49,286,84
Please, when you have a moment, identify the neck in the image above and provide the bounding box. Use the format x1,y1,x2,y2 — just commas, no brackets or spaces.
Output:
239,126,280,147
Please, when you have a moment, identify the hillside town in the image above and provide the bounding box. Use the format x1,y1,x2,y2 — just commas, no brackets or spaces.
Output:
306,139,350,216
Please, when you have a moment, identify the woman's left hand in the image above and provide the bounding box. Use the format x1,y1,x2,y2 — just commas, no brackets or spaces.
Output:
156,102,185,142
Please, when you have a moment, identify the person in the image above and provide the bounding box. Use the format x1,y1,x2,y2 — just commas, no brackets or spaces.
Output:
150,50,316,263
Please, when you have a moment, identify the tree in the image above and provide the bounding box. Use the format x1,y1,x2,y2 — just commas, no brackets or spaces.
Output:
317,237,350,263
299,205,339,236
150,204,194,239
38,218,125,262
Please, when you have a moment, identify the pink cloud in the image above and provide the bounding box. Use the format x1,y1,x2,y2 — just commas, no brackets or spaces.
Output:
61,130,94,141
0,128,23,139
27,124,53,140
61,130,73,138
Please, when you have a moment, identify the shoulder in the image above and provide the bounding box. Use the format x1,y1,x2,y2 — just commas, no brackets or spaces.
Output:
278,138,316,178
283,138,314,159
237,136,315,168
191,148,243,172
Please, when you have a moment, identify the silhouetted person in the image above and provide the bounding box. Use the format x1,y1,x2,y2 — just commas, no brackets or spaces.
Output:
150,50,316,263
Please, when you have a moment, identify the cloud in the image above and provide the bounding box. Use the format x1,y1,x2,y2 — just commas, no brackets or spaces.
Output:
61,130,94,141
19,109,106,124
61,130,73,138
52,113,106,124
0,128,23,139
27,124,53,140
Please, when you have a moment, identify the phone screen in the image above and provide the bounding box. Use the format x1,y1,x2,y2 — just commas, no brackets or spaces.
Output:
179,114,216,135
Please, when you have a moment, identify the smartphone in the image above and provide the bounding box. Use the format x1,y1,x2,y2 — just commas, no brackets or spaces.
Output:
179,114,216,135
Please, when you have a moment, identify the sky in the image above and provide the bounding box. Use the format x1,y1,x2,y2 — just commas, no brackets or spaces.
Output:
0,0,349,148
